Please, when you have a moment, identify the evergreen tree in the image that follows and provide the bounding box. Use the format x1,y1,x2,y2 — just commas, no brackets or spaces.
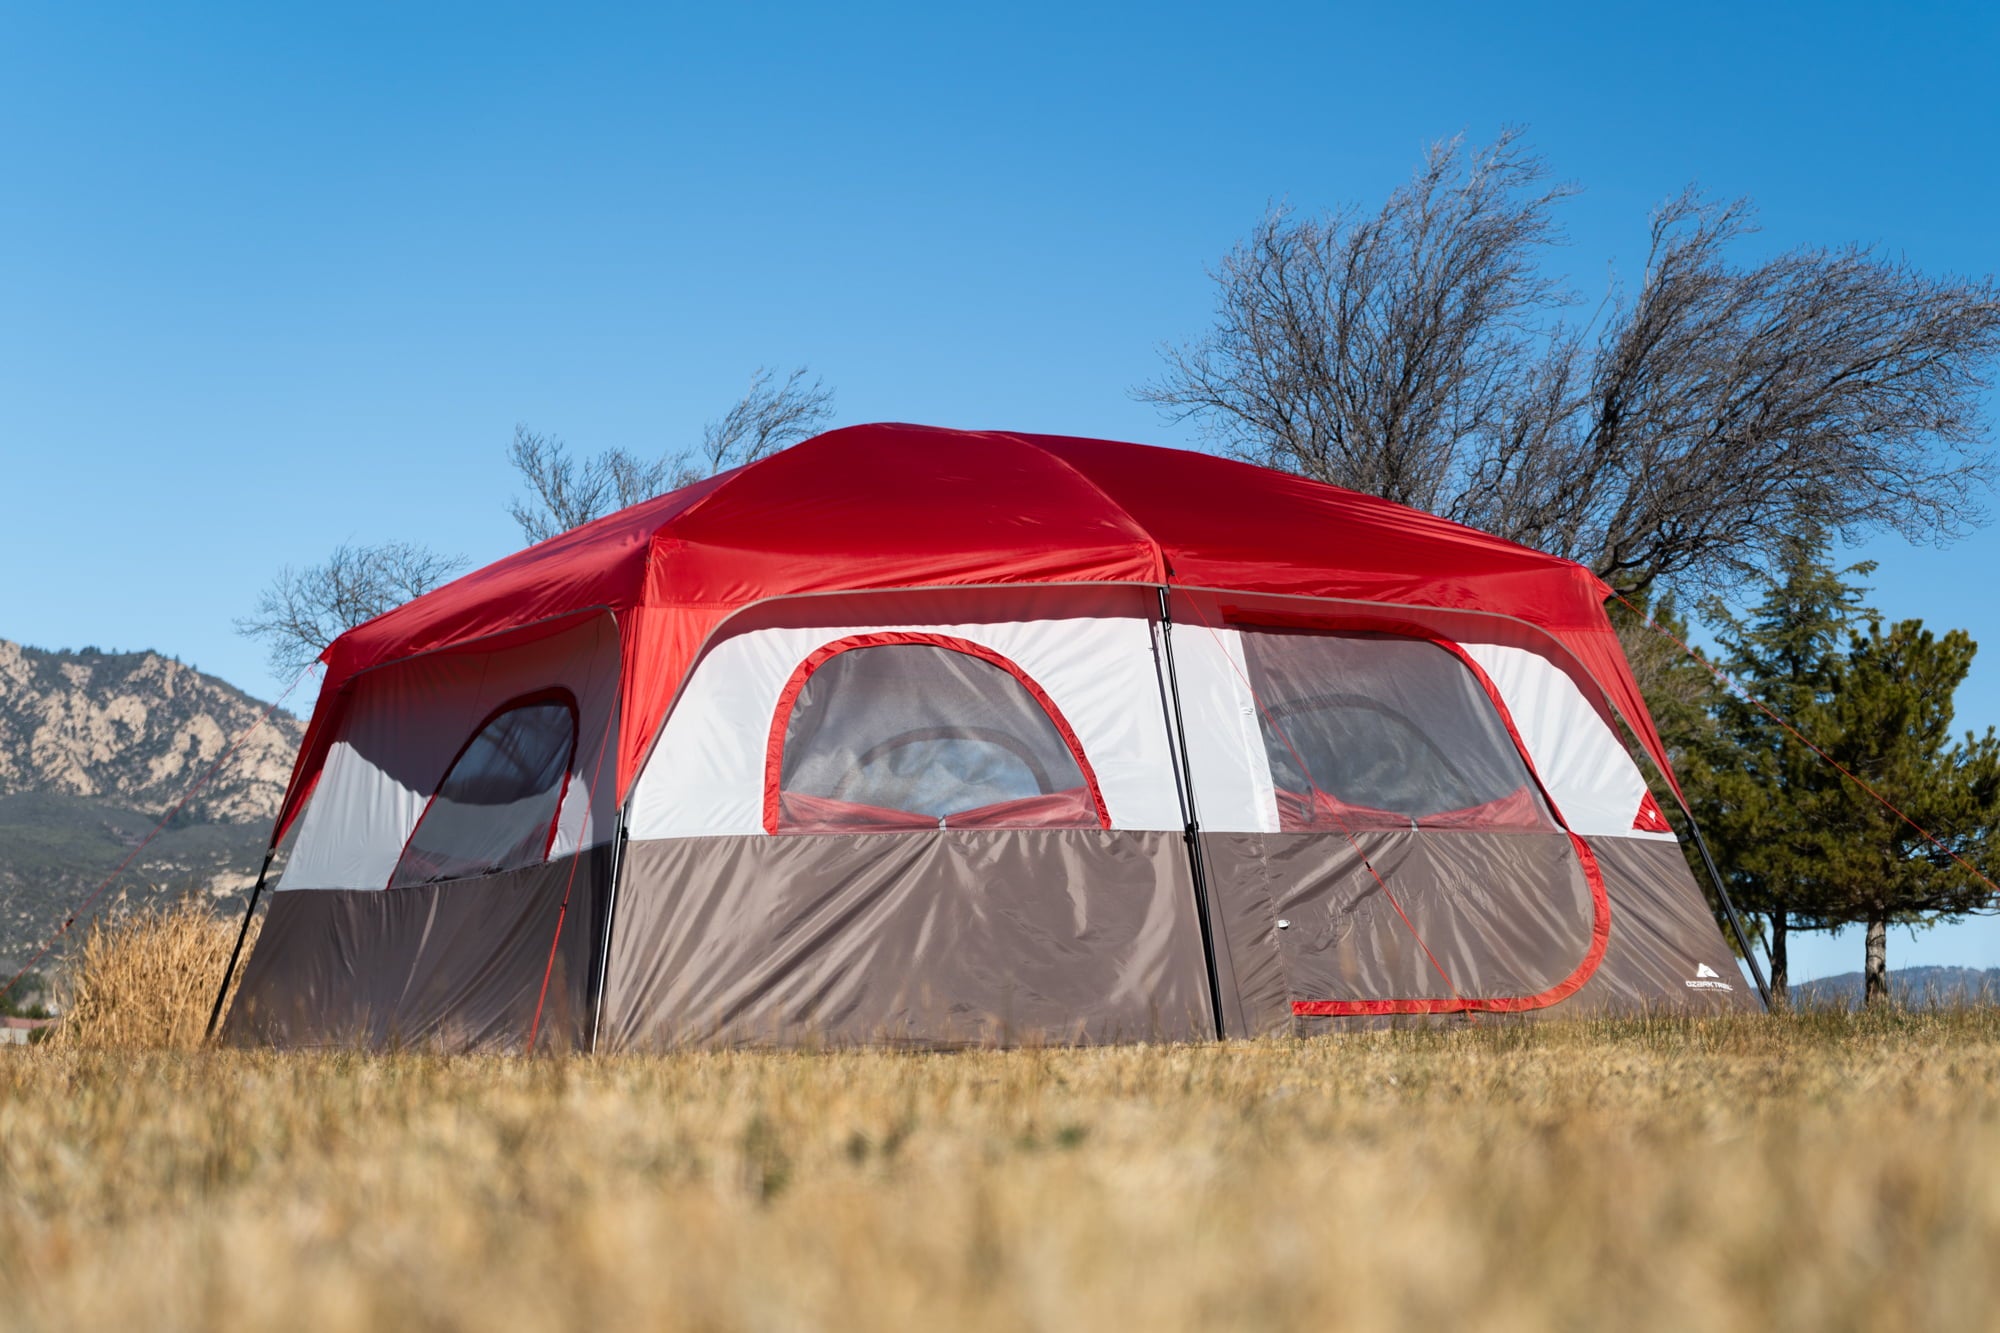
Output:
1686,534,2000,1005
1814,619,2000,1003
1692,534,1874,1005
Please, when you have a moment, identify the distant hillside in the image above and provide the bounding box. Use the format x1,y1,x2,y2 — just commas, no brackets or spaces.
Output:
0,639,303,971
1794,965,2000,1009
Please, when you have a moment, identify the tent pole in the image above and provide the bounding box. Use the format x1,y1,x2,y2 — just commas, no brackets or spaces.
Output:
1681,813,1773,1010
205,845,277,1042
587,815,629,1054
1155,585,1228,1041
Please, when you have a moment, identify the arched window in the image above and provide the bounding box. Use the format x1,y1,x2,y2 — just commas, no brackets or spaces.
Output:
766,636,1108,833
1238,629,1554,833
388,692,579,887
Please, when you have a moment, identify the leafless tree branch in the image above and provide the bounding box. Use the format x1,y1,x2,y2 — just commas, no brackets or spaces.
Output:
507,367,836,542
234,541,467,678
1141,132,2000,598
683,367,837,486
505,427,619,545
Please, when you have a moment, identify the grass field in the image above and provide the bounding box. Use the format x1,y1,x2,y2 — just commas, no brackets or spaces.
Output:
4,905,1998,1331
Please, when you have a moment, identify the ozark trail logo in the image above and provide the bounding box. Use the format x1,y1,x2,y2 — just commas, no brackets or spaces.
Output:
1685,962,1733,992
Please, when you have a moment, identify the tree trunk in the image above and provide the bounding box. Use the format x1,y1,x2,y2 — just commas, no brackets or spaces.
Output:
1769,910,1789,1009
1864,910,1889,1007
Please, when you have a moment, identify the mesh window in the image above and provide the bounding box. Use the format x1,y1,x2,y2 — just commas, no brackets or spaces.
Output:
776,644,1097,832
1239,629,1553,833
388,699,577,887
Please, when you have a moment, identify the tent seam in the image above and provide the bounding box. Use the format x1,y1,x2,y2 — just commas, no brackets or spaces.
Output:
996,431,1168,582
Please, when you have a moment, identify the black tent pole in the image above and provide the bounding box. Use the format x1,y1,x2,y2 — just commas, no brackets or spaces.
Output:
205,845,277,1042
1155,585,1228,1041
587,814,629,1054
1680,813,1773,1010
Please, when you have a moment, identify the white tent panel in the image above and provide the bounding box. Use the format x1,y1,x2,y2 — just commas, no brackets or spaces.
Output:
279,614,622,890
1461,641,1671,840
1150,622,1279,834
1163,622,1673,840
626,616,1188,837
627,615,1671,842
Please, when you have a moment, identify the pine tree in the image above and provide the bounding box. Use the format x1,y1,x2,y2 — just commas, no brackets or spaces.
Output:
1686,534,2000,1005
1814,620,2000,1003
1687,534,1873,1005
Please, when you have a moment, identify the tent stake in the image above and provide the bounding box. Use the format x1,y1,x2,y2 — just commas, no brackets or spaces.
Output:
1155,585,1229,1041
206,846,277,1042
1682,815,1773,1010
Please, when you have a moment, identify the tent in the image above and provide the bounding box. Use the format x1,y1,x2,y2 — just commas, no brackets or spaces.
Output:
225,423,1759,1050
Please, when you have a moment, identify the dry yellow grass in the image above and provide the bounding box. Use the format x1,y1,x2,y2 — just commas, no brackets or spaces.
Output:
6,912,1999,1331
48,894,256,1050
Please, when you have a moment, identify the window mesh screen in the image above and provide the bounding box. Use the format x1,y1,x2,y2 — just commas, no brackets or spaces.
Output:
1238,629,1552,832
388,699,577,887
777,644,1096,832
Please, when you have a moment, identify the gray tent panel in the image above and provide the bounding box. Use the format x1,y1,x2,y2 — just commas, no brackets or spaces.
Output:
224,849,612,1050
1200,830,1597,1031
1564,835,1758,1014
1196,829,1755,1031
600,829,1212,1048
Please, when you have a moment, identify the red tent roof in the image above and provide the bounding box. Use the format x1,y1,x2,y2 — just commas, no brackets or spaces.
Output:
281,424,1671,835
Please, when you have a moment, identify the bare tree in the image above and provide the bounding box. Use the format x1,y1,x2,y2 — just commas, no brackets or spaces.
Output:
504,427,624,543
241,371,834,674
680,366,838,485
507,367,835,544
235,541,466,677
1141,132,2000,598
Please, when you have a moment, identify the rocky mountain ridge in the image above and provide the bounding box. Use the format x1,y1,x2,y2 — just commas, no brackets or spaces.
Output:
0,639,303,969
0,639,302,822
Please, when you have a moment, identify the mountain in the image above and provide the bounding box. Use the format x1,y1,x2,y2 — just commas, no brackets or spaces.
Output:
0,639,303,971
1793,965,2000,1009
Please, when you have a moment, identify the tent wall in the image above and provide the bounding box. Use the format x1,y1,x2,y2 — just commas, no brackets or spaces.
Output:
600,831,1212,1048
608,594,1212,1046
226,846,613,1050
232,584,1755,1051
1154,591,1752,1025
224,615,623,1051
599,590,1753,1048
279,614,622,890
625,610,1183,837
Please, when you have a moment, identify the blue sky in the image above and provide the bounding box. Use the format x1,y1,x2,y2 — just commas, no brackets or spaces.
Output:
2,2,1996,979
